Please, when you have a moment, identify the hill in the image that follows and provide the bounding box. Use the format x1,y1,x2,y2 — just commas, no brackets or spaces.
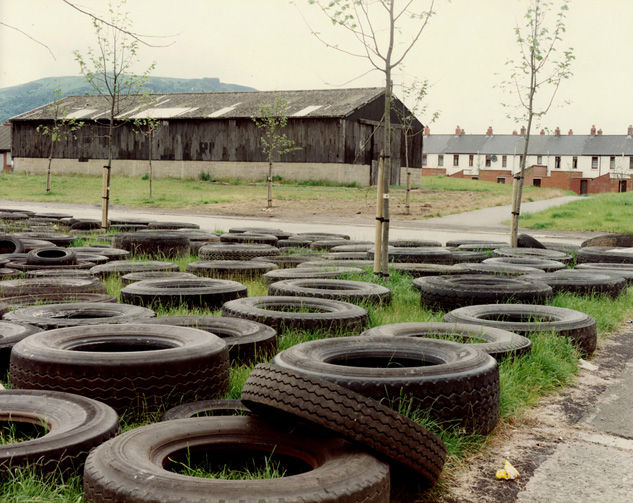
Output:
0,76,256,123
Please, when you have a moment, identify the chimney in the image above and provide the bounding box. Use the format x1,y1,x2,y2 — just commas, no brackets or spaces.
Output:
455,125,461,135
628,125,633,136
486,126,493,137
512,130,518,136
424,125,430,136
555,127,560,137
590,125,596,136
568,129,573,135
597,128,603,136
540,129,545,135
460,128,465,135
520,125,526,136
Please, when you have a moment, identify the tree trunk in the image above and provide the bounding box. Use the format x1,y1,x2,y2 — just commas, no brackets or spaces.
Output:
46,142,53,192
267,154,273,209
373,152,385,277
148,128,153,199
102,116,114,232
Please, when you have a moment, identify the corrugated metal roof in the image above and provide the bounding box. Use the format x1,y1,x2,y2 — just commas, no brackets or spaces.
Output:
424,134,633,156
11,88,386,121
0,125,10,151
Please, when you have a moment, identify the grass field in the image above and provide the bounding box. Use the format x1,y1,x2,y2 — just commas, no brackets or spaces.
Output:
1,242,632,502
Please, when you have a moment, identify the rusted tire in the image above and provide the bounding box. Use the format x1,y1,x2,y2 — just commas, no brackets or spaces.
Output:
3,302,155,330
0,390,119,475
26,247,77,266
360,322,532,359
141,315,277,364
120,277,247,309
413,274,552,311
9,324,229,415
444,303,598,355
271,337,500,434
269,279,392,306
161,399,252,421
242,364,446,485
0,277,107,297
222,296,369,333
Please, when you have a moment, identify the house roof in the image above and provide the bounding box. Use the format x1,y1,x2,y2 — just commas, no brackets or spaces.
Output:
11,88,386,122
0,125,10,151
424,134,633,156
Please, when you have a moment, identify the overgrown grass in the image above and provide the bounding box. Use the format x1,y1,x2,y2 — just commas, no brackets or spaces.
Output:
509,191,633,232
3,245,632,502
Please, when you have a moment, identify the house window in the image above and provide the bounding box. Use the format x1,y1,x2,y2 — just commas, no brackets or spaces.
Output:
453,154,459,167
555,156,561,169
629,157,633,170
610,156,615,169
438,155,444,167
422,154,427,166
497,177,505,184
502,155,507,167
537,155,543,164
592,156,598,169
469,155,474,167
519,155,524,166
573,156,578,169
485,155,492,167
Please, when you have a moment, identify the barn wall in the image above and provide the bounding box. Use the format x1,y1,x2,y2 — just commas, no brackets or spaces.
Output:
13,158,372,186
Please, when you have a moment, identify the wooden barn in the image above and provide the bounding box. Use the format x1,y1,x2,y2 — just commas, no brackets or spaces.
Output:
10,88,423,186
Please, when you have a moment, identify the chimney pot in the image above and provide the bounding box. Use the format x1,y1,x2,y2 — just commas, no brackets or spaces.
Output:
628,125,633,136
512,130,518,136
520,126,526,136
597,128,603,136
455,125,461,135
486,126,493,137
540,129,545,135
424,125,430,136
590,125,596,136
555,127,560,137
568,129,573,135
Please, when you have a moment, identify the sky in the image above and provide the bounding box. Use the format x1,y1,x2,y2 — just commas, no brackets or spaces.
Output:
1,0,632,135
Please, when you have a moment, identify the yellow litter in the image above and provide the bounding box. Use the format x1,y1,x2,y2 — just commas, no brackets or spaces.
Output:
496,460,520,480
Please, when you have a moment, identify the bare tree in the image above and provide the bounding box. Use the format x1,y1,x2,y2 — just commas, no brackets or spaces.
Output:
36,88,84,192
503,0,574,246
307,0,435,278
252,95,301,209
74,2,155,230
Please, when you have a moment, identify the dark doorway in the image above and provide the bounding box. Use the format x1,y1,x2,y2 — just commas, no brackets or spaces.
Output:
619,180,627,193
580,180,588,195
533,178,541,187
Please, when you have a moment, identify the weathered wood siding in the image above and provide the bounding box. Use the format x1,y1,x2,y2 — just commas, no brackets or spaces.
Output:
12,112,421,171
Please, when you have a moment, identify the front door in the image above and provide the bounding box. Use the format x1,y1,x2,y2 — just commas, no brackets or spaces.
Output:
580,180,588,195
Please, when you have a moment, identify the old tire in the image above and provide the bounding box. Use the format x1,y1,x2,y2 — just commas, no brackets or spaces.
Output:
0,390,119,475
0,277,107,297
576,246,633,265
83,416,390,503
198,243,280,261
141,316,277,364
581,233,633,248
492,247,572,264
111,232,190,258
268,279,392,306
90,260,180,278
0,235,24,254
262,266,364,285
3,302,155,330
9,324,229,414
0,293,117,310
360,322,532,359
161,399,252,420
186,260,278,279
483,257,567,272
525,270,627,298
222,296,369,333
444,303,597,354
26,247,77,266
413,274,552,311
121,271,196,286
242,363,446,485
272,337,500,434
0,321,42,374
120,277,247,309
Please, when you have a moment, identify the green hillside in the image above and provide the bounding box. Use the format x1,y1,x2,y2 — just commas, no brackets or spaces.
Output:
0,76,255,123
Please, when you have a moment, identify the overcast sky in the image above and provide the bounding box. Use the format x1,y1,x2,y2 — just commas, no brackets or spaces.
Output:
1,0,632,135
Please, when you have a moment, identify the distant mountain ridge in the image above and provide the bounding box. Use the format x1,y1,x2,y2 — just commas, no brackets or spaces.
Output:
0,76,256,123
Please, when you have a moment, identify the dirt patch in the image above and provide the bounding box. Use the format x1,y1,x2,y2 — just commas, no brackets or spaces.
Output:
423,328,633,503
185,185,567,224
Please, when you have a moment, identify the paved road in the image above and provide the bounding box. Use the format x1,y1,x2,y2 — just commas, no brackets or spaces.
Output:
0,195,591,245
